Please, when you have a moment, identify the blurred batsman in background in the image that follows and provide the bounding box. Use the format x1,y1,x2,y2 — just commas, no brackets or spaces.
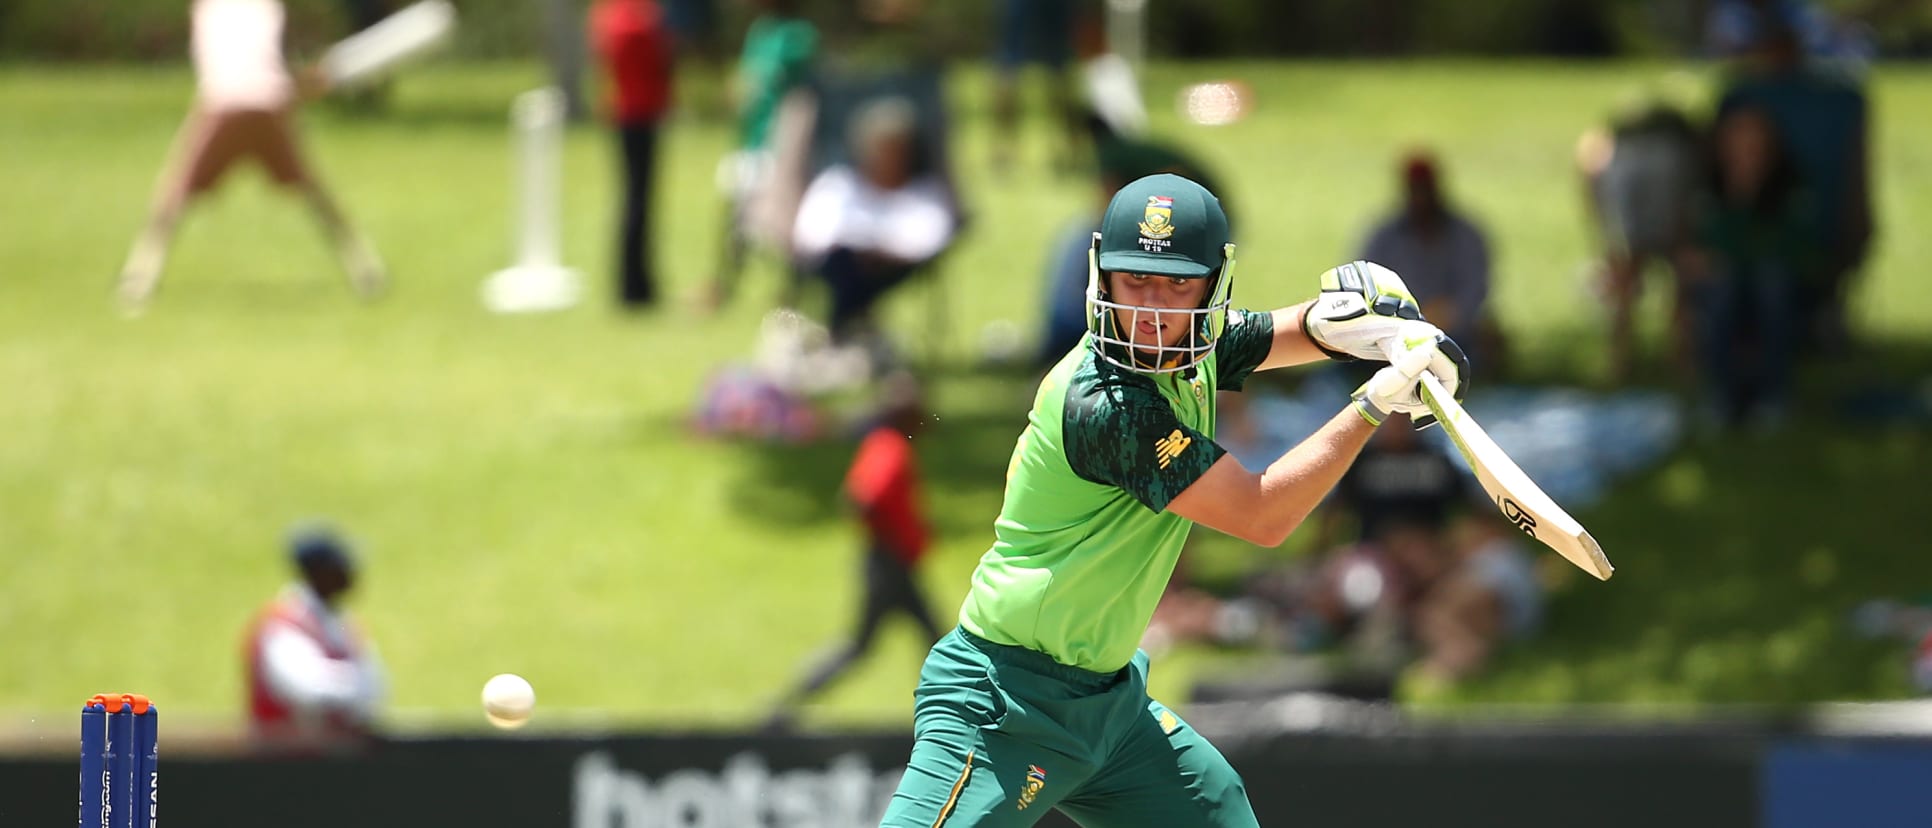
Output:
118,0,387,312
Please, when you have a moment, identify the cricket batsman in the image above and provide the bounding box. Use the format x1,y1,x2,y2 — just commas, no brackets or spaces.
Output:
118,0,387,312
878,173,1469,827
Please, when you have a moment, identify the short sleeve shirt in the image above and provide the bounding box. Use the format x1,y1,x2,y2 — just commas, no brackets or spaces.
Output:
957,309,1274,671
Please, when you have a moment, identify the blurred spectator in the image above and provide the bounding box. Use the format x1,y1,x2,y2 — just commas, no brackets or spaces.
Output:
690,310,867,444
1324,417,1472,547
118,0,385,312
768,373,942,728
1411,519,1543,684
791,96,958,340
1705,0,1876,66
732,0,818,158
1148,421,1493,677
1688,105,1817,430
1576,100,1704,382
542,0,589,121
1359,151,1502,368
1296,422,1475,661
709,0,818,305
245,524,384,752
1037,114,1222,367
990,0,1080,174
1147,522,1541,695
1717,23,1873,351
591,0,676,309
1270,522,1443,669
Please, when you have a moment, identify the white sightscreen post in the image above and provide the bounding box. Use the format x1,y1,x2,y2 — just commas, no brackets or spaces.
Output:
483,87,580,313
514,87,563,268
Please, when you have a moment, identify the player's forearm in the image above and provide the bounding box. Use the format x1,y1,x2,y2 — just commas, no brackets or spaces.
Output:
1258,300,1329,370
1249,407,1377,544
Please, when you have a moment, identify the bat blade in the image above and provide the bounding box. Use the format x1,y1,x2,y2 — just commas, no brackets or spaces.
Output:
320,0,457,89
1418,373,1614,581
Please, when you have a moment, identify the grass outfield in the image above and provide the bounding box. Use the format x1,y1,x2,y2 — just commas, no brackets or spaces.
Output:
2,61,1929,731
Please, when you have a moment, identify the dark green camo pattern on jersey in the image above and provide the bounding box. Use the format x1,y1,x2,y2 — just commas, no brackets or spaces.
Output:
958,309,1275,672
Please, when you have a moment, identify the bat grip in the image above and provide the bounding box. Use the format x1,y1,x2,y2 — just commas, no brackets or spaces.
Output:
1417,371,1450,407
1381,340,1450,402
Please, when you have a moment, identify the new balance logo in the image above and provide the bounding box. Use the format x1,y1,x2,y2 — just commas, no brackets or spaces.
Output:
1155,430,1191,469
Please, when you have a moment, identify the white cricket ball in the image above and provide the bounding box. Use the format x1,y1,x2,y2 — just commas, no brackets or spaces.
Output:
481,673,535,730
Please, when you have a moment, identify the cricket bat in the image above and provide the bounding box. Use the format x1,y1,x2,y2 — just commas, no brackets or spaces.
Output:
319,0,457,90
1418,372,1616,581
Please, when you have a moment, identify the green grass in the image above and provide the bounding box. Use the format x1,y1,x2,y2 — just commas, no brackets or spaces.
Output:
2,60,1930,732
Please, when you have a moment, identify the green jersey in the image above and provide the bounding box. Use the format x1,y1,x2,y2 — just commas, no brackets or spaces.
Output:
959,309,1276,672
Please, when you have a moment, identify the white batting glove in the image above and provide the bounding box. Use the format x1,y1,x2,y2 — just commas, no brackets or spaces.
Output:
1352,339,1438,427
1302,261,1424,361
1399,323,1469,397
1372,325,1469,431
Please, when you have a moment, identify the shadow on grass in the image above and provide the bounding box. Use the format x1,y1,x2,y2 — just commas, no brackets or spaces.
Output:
720,334,1932,704
1449,336,1932,704
718,360,1040,534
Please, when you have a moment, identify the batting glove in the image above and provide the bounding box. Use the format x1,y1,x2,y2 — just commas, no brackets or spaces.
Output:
1302,261,1424,361
1352,339,1438,428
1375,325,1471,429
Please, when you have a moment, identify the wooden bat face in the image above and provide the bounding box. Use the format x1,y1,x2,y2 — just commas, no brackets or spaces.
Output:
1418,373,1615,581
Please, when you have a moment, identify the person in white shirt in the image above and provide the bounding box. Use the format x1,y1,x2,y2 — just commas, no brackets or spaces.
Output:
118,0,386,312
791,96,957,339
244,524,385,752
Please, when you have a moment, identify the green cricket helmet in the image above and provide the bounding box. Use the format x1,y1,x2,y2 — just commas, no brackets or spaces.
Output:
1087,173,1236,374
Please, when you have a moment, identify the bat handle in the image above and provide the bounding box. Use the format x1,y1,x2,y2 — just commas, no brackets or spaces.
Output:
1381,340,1446,402
1417,371,1451,407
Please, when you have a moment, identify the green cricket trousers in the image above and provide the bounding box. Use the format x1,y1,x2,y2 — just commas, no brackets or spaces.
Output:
879,627,1260,827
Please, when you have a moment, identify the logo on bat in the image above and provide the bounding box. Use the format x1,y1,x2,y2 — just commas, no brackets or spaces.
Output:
1499,496,1538,536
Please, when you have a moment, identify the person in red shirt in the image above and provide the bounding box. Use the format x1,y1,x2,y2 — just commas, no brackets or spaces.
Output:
590,0,676,308
767,372,942,729
243,524,385,753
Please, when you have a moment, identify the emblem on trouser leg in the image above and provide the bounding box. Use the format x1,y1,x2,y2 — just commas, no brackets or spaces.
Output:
1017,765,1048,810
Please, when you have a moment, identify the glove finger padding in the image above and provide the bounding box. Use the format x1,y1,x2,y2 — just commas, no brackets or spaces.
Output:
1320,260,1421,318
1305,261,1425,362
